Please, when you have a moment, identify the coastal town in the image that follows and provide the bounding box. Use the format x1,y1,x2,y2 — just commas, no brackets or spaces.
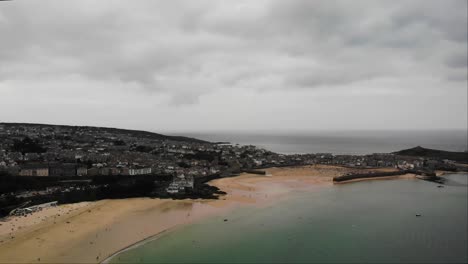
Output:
0,123,467,216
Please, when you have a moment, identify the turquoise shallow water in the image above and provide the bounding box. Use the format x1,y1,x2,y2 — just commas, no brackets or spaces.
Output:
111,174,468,263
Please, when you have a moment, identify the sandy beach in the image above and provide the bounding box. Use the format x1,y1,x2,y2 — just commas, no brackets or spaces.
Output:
0,165,413,263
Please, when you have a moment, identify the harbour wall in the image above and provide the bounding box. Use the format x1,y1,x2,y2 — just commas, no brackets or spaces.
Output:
333,171,406,182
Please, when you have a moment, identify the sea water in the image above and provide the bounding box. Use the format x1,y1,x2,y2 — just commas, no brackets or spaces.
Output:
179,130,468,155
110,174,468,263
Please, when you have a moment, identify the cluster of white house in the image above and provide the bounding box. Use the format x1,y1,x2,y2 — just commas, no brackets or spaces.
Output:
166,174,194,194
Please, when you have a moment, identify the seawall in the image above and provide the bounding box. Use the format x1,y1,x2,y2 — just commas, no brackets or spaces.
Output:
333,171,406,182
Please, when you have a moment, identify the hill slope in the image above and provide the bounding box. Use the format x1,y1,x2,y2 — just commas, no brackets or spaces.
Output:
0,123,209,144
394,146,468,163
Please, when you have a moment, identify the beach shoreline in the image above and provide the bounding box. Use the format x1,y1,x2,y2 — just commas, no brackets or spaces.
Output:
0,165,448,263
101,225,178,264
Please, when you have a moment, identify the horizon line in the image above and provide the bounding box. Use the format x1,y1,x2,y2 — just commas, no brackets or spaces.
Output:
1,122,467,135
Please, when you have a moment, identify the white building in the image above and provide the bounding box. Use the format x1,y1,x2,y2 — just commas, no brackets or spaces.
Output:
129,167,152,175
166,175,194,194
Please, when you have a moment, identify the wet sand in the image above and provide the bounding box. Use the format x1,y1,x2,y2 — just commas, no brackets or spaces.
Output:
0,165,409,263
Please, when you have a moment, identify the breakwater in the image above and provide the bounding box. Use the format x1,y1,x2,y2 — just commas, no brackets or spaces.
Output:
333,169,443,183
333,171,406,182
241,169,266,175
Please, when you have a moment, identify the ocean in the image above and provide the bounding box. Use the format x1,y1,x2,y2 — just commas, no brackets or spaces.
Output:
110,173,468,264
178,130,468,155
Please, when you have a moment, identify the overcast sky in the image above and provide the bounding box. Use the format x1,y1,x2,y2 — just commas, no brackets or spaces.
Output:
0,0,466,132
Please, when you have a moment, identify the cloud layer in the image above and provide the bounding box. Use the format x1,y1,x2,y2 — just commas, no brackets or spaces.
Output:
0,0,466,131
